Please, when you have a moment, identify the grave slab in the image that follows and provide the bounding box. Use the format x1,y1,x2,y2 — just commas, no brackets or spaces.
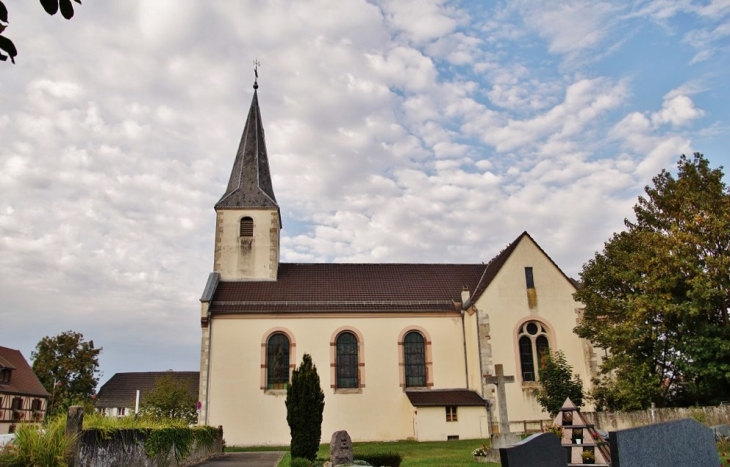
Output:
609,418,719,467
499,432,568,467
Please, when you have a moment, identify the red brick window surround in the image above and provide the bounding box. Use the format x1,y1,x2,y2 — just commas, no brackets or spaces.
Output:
329,328,365,391
518,320,550,382
260,328,296,391
398,327,433,388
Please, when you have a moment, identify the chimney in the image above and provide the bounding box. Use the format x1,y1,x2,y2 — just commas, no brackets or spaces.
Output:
461,286,470,304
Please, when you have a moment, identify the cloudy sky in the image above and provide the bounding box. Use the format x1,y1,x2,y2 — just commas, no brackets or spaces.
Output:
2,0,729,388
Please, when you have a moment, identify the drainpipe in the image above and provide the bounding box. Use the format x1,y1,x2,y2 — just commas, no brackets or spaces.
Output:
204,309,212,425
461,286,470,389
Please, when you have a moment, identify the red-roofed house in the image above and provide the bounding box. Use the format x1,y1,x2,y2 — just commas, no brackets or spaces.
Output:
197,83,599,446
0,346,50,433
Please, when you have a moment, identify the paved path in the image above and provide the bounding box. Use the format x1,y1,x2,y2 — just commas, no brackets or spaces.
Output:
194,452,286,467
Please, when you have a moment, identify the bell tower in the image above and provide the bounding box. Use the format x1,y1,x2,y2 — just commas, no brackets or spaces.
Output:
213,79,281,280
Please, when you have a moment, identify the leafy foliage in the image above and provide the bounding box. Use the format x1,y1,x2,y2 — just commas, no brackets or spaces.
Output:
286,354,325,461
32,330,102,416
355,452,403,467
140,374,198,424
81,412,219,466
0,0,84,64
575,153,730,409
534,350,583,417
0,415,76,467
290,458,312,467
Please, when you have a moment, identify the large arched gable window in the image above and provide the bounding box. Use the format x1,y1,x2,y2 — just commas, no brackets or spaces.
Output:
518,321,550,382
240,217,254,237
266,333,290,389
336,332,359,389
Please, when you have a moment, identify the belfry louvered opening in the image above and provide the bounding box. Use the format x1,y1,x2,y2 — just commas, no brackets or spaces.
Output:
240,217,254,237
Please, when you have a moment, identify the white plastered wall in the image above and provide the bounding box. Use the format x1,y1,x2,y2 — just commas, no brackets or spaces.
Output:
206,313,473,446
414,406,489,441
475,236,594,425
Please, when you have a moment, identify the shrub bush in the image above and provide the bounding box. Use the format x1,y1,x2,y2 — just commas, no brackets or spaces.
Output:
286,354,325,461
0,416,76,467
354,451,402,467
290,457,312,467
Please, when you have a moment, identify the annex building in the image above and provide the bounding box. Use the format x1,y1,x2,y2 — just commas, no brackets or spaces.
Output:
198,82,598,446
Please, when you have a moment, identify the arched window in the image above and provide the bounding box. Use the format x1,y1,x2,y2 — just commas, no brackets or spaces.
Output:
267,333,290,389
404,331,426,387
518,321,550,382
336,332,358,389
240,217,254,237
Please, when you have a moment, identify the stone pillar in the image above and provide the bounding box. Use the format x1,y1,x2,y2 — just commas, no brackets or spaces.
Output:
65,405,84,467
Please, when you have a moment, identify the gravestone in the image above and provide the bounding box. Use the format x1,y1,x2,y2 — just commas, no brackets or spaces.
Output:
712,424,730,440
609,418,720,467
484,364,521,449
499,432,567,467
330,430,353,466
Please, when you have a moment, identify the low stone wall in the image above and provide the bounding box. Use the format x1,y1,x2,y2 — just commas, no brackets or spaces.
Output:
509,406,730,434
74,427,224,467
583,406,730,431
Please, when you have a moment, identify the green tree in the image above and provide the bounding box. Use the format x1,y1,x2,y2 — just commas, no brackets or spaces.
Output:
534,350,584,417
31,330,102,415
575,153,730,409
140,374,197,424
0,0,84,64
285,354,325,461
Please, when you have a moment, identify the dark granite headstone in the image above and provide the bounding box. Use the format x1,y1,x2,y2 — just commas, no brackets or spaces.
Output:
609,418,719,467
499,432,567,467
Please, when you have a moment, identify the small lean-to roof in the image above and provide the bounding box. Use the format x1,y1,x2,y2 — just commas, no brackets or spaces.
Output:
405,389,486,407
0,346,50,398
210,263,486,314
95,371,199,409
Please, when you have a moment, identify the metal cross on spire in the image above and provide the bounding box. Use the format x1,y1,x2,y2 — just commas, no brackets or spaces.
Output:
253,59,260,89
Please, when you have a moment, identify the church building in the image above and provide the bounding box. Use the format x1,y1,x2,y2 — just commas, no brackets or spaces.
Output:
198,82,598,446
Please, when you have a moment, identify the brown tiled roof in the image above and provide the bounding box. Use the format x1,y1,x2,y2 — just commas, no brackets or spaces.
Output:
95,371,199,409
208,231,576,315
210,263,487,314
405,389,486,407
216,89,279,211
0,346,50,398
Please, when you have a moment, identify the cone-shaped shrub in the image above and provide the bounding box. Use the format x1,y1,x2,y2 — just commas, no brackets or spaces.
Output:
286,354,325,461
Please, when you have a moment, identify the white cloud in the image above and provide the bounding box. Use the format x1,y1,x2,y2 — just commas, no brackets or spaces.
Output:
0,0,726,386
652,95,705,127
518,1,622,54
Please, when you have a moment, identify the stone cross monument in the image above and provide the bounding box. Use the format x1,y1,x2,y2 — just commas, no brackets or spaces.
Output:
484,364,521,449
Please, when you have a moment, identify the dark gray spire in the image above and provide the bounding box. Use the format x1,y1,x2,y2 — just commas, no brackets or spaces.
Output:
215,89,278,210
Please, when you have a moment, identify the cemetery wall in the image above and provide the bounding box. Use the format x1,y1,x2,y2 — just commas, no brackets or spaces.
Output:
583,405,730,431
508,406,730,434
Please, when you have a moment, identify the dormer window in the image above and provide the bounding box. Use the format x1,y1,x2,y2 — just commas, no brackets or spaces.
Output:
240,217,254,237
0,368,10,384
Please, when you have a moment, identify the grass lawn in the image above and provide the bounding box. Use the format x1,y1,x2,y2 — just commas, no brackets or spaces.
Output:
229,440,730,466
229,439,500,467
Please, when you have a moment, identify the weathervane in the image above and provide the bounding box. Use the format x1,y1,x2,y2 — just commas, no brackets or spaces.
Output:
253,59,260,89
